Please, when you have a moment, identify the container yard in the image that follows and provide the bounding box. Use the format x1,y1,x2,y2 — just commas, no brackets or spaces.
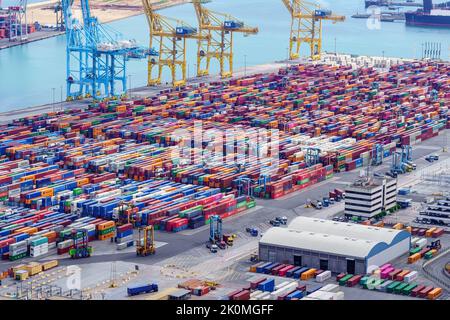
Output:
1,0,450,306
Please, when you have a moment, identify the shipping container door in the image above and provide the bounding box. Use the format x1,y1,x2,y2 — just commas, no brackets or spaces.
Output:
294,255,302,266
346,259,355,274
320,259,328,271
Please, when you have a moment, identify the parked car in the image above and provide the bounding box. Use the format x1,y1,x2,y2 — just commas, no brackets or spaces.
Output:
269,219,281,227
275,216,288,225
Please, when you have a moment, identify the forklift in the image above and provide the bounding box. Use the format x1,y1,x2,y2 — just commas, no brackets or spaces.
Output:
136,226,155,256
69,229,93,259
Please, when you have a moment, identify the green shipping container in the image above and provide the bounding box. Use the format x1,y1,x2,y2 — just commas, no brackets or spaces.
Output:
300,178,310,185
394,282,409,294
402,283,417,295
247,201,256,209
386,281,401,293
9,252,27,261
99,227,116,235
236,201,247,209
409,247,421,255
339,274,353,286
73,188,83,196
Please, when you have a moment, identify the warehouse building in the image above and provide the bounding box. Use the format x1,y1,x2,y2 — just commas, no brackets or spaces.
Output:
259,217,410,274
344,176,397,219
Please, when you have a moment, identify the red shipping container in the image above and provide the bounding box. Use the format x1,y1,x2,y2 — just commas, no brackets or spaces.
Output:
232,290,250,301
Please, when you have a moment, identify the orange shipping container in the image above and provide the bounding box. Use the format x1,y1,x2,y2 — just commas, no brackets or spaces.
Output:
427,288,442,300
301,268,316,280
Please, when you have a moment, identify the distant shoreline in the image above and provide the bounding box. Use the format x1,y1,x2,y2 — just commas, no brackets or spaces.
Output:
0,0,191,51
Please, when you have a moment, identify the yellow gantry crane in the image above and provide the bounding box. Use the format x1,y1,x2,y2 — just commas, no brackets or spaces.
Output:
282,0,345,60
192,0,258,78
142,0,205,87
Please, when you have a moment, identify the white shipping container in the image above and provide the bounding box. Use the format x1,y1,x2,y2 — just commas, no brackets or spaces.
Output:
57,239,74,249
416,238,427,249
48,242,57,249
275,281,291,290
333,291,345,300
116,235,132,244
250,290,263,298
316,270,332,283
10,241,27,249
404,271,418,283
319,284,340,293
269,282,298,300
411,237,419,245
308,290,342,300
380,280,393,292
254,292,268,300
259,293,271,300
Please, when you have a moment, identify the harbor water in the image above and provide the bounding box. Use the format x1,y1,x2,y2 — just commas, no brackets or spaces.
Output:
1,0,450,111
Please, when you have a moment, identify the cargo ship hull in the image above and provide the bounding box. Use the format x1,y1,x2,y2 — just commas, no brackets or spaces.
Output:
405,12,450,27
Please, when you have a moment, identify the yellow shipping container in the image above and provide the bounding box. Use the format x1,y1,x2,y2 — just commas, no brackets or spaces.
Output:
301,268,316,280
26,262,43,276
392,223,404,230
425,228,437,237
42,260,59,271
15,270,29,281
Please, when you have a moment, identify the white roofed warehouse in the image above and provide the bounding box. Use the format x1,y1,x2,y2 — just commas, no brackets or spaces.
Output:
259,217,411,274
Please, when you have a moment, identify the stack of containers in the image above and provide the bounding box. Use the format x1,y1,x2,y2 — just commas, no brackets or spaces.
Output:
57,239,74,255
115,223,134,250
8,241,27,261
97,221,116,240
30,237,49,257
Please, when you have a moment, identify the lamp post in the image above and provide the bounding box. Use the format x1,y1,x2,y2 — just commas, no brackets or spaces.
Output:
128,74,132,99
52,87,56,113
286,47,289,68
244,54,247,77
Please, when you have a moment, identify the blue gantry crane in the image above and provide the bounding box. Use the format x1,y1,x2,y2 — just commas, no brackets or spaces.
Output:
390,151,404,175
401,145,412,163
62,0,156,101
207,215,226,250
371,143,383,166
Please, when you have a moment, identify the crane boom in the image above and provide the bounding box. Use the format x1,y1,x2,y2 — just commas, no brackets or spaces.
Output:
193,0,258,78
282,0,345,60
142,0,204,87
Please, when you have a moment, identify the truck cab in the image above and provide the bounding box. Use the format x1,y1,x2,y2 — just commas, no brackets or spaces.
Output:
312,200,323,210
223,234,234,246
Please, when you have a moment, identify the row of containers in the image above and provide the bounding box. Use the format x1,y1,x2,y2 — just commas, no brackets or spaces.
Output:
227,276,344,301
1,62,449,204
0,179,254,261
249,261,442,300
0,212,117,261
346,263,442,300
9,260,58,281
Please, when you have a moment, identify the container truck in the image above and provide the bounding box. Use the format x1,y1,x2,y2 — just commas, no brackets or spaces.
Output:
127,283,158,296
